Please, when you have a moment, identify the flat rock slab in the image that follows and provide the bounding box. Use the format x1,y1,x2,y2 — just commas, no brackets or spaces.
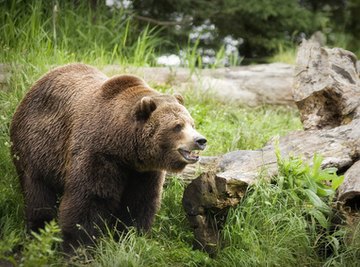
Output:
103,63,294,106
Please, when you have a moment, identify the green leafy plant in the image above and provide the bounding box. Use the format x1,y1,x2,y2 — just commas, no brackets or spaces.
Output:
21,221,62,266
275,146,344,229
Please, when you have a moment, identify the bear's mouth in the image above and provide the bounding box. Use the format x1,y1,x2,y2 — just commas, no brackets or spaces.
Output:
178,149,201,163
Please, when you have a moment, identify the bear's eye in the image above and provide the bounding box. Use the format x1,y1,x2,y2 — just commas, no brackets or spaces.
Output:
173,123,183,132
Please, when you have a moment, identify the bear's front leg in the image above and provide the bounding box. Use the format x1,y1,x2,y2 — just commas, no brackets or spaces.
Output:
59,188,118,253
118,171,165,232
59,153,124,253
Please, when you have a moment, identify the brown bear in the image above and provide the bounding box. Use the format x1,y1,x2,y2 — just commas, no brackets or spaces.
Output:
10,63,206,252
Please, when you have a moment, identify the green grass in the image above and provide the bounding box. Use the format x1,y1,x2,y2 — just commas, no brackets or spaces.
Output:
218,182,342,267
1,1,360,266
186,94,302,155
0,1,161,67
269,44,297,64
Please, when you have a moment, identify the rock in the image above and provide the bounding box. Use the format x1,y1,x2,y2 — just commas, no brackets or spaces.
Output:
102,63,294,106
196,63,294,106
338,161,360,213
182,117,360,182
293,40,360,130
103,65,192,85
182,171,246,255
171,156,219,183
182,42,360,254
309,31,327,46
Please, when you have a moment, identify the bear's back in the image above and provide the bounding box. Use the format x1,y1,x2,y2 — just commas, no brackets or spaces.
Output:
10,64,108,189
20,63,107,113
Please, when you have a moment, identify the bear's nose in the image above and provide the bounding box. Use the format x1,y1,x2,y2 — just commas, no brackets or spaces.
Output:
195,137,207,150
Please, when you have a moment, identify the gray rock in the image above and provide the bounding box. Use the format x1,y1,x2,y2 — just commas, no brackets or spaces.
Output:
338,161,360,212
196,63,294,106
293,40,360,130
102,63,294,106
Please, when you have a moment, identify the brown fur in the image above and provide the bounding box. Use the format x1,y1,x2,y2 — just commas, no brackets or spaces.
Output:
10,63,206,252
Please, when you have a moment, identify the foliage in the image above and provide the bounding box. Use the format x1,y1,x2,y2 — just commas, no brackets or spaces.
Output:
131,0,358,59
182,38,203,72
69,177,212,267
275,146,344,228
219,180,317,266
86,228,162,267
269,44,297,64
0,0,161,66
21,221,62,266
209,0,320,58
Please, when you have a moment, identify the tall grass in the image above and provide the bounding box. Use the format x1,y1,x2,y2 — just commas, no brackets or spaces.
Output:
219,183,316,266
217,155,359,266
0,0,161,66
86,177,211,267
269,44,297,64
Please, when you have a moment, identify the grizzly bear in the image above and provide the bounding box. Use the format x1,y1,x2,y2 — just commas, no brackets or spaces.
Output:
10,63,206,252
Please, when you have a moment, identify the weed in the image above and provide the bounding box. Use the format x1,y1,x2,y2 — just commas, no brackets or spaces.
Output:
21,221,63,266
275,146,344,228
0,1,161,66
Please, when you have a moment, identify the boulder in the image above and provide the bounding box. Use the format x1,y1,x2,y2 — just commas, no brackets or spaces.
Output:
293,40,360,130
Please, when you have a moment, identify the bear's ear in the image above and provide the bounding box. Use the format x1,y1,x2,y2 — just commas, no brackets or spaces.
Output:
101,75,146,99
136,96,157,120
174,93,184,105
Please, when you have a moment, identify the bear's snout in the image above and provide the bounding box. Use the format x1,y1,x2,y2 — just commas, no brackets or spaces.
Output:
194,136,207,150
177,130,207,164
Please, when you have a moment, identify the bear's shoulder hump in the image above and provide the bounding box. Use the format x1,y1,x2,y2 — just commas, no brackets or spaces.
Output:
101,74,147,99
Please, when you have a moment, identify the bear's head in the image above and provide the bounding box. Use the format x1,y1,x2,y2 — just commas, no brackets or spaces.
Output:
101,74,207,172
134,93,207,172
